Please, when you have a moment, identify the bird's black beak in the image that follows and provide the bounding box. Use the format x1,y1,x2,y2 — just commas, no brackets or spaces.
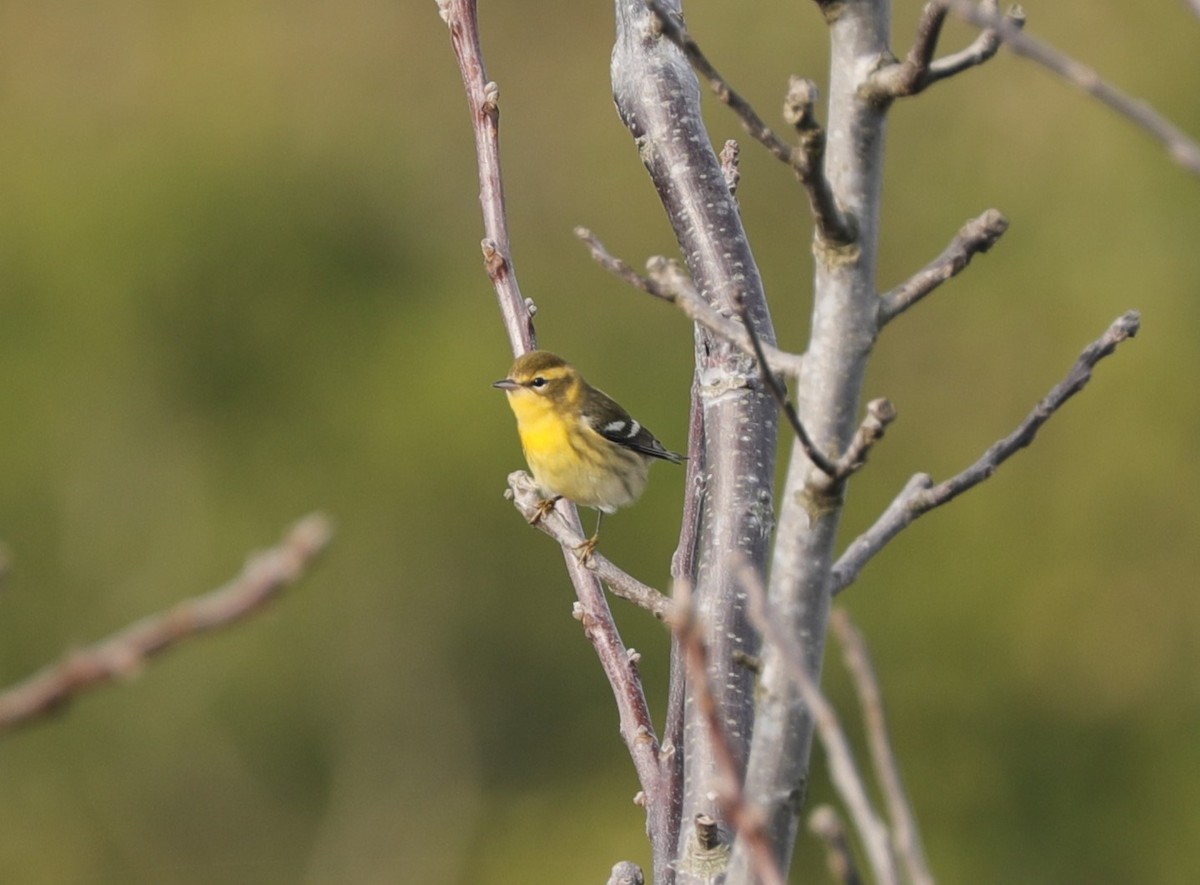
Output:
493,378,519,390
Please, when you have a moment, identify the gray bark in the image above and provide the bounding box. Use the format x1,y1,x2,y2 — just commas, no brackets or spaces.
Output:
610,0,780,881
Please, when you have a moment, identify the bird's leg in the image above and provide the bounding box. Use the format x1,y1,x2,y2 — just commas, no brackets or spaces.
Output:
574,511,603,564
529,495,562,525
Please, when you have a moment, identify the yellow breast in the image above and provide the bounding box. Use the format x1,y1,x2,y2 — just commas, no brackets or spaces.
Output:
504,389,648,512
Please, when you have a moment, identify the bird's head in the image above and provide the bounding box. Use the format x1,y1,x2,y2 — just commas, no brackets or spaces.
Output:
492,350,583,412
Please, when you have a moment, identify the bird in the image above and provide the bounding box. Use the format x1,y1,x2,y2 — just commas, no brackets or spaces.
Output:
493,350,685,559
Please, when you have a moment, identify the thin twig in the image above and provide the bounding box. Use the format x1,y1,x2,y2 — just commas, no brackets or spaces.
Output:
928,0,1023,81
574,227,741,357
877,209,1009,326
438,0,536,353
735,293,838,477
835,399,899,477
670,373,706,585
574,229,805,379
647,256,806,379
809,806,865,885
645,0,855,245
567,568,667,840
735,284,892,484
941,0,1200,175
740,566,900,885
503,468,673,863
831,310,1141,594
671,579,786,885
831,609,934,885
665,369,706,839
646,0,790,165
0,514,333,735
505,472,672,620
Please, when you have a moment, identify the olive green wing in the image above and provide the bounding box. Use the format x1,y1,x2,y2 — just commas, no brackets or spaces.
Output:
582,388,686,463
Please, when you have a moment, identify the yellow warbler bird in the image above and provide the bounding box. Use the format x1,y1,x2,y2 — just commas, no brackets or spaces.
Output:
493,350,685,558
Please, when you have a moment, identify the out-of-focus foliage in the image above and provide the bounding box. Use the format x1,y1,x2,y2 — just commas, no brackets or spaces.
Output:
0,1,1196,882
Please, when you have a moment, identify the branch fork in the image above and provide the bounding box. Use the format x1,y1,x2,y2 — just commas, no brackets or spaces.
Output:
505,471,672,619
866,0,1027,101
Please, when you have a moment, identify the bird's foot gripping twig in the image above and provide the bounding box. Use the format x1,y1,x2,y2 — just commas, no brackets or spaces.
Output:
574,534,600,565
528,495,562,526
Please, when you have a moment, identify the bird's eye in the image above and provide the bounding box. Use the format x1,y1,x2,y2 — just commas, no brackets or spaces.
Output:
530,377,547,388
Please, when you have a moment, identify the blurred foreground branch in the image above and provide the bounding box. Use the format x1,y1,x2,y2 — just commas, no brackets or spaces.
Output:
808,806,864,885
742,566,901,885
671,578,786,885
831,609,933,885
0,514,333,735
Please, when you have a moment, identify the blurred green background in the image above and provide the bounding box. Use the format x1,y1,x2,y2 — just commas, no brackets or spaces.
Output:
0,0,1196,882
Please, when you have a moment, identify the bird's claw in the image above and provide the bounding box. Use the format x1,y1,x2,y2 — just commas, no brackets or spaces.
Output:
574,535,599,565
529,496,562,526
